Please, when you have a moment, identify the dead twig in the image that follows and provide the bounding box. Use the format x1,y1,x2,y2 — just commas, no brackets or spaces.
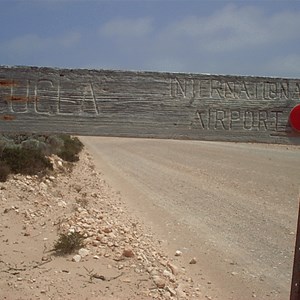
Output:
83,266,124,283
32,257,52,269
0,257,52,275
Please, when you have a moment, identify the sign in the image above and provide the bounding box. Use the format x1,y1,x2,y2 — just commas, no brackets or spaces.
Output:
0,66,299,144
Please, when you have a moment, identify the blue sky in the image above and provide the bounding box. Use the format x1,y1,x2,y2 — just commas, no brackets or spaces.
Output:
0,0,300,78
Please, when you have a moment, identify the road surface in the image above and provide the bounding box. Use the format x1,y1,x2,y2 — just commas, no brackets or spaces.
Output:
81,136,300,299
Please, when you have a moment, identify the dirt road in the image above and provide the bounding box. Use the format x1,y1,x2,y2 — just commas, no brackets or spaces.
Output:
81,136,300,300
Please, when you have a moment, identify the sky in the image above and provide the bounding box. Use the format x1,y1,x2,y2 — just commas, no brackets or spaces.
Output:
0,0,300,78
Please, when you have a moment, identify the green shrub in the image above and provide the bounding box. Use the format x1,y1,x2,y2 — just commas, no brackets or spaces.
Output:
46,135,65,154
53,231,85,255
21,138,48,154
57,135,84,162
1,147,53,175
0,134,83,181
0,161,10,182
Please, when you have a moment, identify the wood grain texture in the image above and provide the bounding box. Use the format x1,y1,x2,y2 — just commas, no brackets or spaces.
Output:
0,65,299,144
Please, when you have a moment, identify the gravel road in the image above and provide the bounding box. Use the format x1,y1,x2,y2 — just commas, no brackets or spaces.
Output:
81,136,300,300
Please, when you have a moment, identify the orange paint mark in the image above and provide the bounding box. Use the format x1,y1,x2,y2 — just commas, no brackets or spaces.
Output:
0,80,17,87
9,96,28,102
1,115,16,121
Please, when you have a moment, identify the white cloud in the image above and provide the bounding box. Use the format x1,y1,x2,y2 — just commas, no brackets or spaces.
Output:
99,17,153,38
145,56,186,73
0,32,81,57
158,4,300,52
59,32,81,47
1,3,299,77
263,54,300,78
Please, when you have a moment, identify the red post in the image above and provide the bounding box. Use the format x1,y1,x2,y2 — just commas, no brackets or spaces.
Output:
290,198,300,300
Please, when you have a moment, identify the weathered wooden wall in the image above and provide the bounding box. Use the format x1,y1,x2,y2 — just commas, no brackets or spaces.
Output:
0,66,299,144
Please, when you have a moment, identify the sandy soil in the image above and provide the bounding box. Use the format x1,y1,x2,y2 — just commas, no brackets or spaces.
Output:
81,137,300,300
0,149,201,299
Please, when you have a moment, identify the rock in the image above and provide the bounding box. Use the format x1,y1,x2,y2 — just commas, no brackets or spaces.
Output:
231,271,238,276
122,247,134,258
163,270,175,282
153,275,166,288
74,184,82,193
166,286,177,296
78,248,89,257
57,200,67,207
101,237,108,244
39,182,47,190
92,240,100,246
189,257,197,264
103,227,112,233
167,261,179,275
175,250,182,256
72,254,81,262
41,256,49,261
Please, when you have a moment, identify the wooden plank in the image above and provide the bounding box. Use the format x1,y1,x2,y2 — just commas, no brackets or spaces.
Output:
0,65,299,144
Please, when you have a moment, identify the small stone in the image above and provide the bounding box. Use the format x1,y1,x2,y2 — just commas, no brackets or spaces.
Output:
189,257,197,264
166,286,177,296
39,182,47,190
175,250,182,256
103,227,112,233
93,255,100,259
101,237,108,244
72,254,81,262
17,277,23,281
163,270,175,282
92,240,100,246
57,200,67,207
153,275,166,288
74,184,82,193
167,261,179,275
78,248,89,258
122,247,134,258
231,271,238,276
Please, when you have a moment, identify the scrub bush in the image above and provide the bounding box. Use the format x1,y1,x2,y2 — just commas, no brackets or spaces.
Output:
53,231,85,255
0,134,84,182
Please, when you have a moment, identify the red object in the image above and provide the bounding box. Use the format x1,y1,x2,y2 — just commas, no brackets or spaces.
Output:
290,105,300,132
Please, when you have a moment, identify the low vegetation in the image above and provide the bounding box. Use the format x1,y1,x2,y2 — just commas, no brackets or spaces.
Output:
53,231,85,255
0,134,84,182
